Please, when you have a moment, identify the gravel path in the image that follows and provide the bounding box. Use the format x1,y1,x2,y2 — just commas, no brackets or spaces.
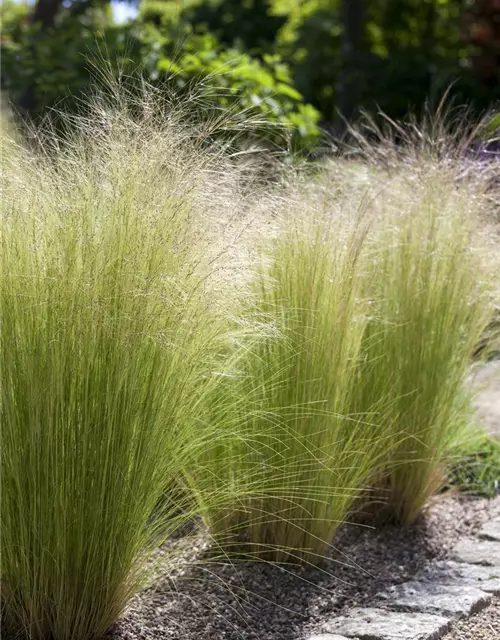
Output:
441,361,500,640
440,597,500,640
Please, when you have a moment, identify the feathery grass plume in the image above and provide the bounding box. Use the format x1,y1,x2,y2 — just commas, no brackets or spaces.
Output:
333,140,498,525
203,176,395,564
0,77,278,639
1,100,32,192
206,110,499,548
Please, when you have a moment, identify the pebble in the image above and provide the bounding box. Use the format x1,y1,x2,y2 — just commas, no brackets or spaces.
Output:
478,517,500,542
440,596,500,640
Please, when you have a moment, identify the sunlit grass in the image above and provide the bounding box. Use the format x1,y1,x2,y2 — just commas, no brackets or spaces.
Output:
2,86,499,640
203,184,395,563
0,89,267,639
205,148,498,554
329,156,497,525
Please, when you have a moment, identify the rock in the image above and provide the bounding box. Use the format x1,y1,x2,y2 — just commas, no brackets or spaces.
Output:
478,517,500,542
452,539,500,566
416,560,500,595
322,607,451,640
377,580,490,618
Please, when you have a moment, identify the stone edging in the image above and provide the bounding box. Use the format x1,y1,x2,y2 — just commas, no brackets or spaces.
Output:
305,515,500,640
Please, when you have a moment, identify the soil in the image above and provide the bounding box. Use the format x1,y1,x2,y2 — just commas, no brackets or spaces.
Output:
113,496,500,640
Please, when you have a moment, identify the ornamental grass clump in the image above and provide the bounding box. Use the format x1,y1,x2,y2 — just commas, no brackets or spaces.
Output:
205,184,394,564
336,151,498,525
0,88,267,640
205,134,499,559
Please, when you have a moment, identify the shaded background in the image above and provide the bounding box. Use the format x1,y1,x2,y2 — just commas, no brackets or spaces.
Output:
2,0,500,150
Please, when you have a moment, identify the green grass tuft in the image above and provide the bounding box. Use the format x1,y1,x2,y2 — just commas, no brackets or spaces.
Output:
356,166,494,525
0,89,267,639
446,430,500,498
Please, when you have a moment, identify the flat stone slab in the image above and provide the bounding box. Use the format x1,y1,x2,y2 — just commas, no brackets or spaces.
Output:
322,607,450,640
452,538,500,566
416,560,500,595
377,580,490,618
478,517,500,542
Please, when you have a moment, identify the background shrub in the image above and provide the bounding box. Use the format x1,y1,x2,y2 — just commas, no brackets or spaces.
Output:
4,0,500,154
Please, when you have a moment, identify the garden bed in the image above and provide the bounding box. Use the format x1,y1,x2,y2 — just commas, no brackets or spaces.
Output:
3,89,500,640
113,495,500,640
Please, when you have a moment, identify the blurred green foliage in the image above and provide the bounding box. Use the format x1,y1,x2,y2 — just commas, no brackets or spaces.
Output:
137,21,320,150
0,0,320,151
2,0,500,150
174,0,500,121
0,2,135,114
446,431,500,498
